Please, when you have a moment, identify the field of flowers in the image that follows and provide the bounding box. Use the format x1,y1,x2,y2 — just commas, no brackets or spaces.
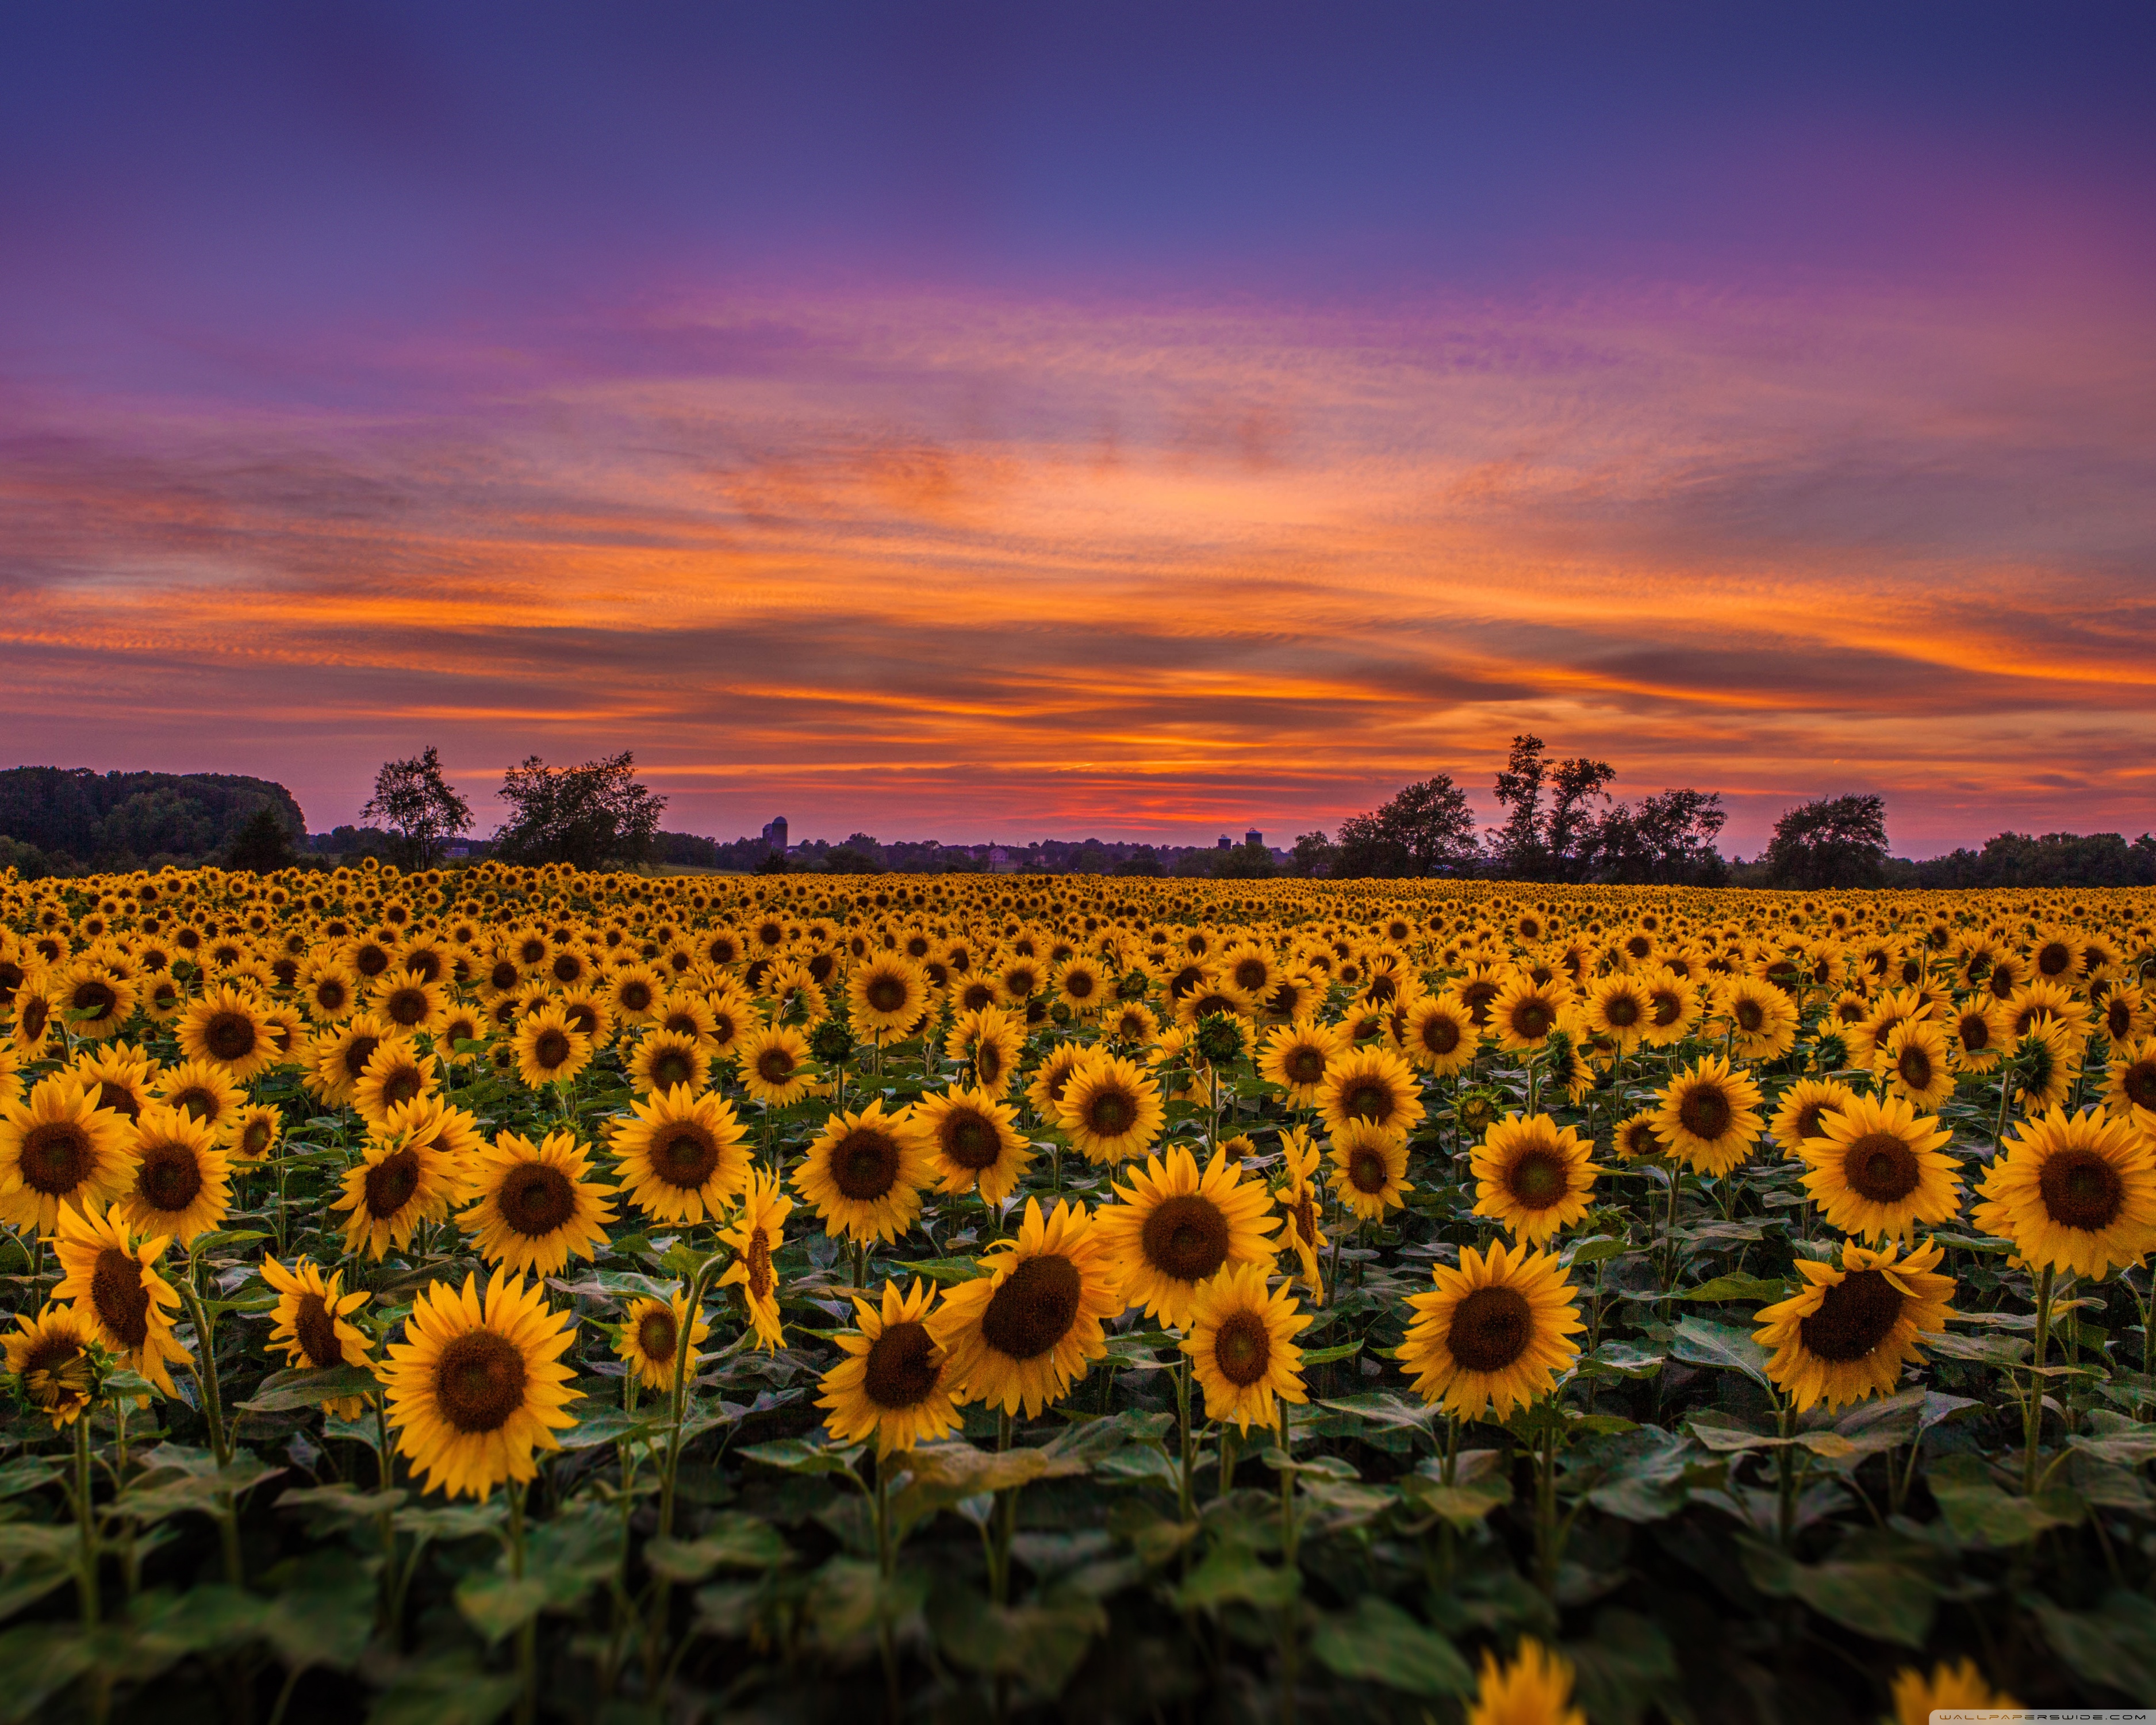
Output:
2,862,2155,1723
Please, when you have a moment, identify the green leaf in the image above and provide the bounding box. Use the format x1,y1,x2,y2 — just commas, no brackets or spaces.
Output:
1315,1392,1444,1440
1299,1339,1361,1366
455,1573,549,1645
238,1364,382,1413
259,1577,377,1672
1579,1340,1665,1380
1309,1596,1474,1696
736,1436,863,1478
892,1256,991,1285
1740,1544,1936,1647
275,1483,405,1525
1401,1472,1512,1528
1564,1235,1631,1267
0,1458,62,1500
805,1556,928,1650
366,1653,521,1725
1566,1609,1682,1725
642,1517,794,1582
1669,1316,1773,1389
928,1589,1106,1699
1925,1331,2032,1365
1173,1546,1297,1611
1925,1453,2076,1547
2030,1589,2156,1699
892,1440,1090,1531
0,1563,73,1623
1681,1273,1789,1304
1583,1428,1693,1523
127,1584,269,1656
0,1624,91,1724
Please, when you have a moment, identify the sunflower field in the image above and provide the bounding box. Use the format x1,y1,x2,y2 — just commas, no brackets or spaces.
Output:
2,864,2155,1724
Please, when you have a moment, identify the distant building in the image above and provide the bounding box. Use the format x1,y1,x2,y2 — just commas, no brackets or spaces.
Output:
1217,834,1232,849
1245,829,1263,847
988,846,1017,873
761,816,789,856
444,844,471,860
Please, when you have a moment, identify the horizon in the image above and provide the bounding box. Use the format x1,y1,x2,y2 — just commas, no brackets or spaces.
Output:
4,5,2153,853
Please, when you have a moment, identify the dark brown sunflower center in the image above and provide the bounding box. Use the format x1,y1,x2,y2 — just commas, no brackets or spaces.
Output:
1084,1086,1137,1136
1843,1132,1921,1203
91,1080,141,1122
756,1046,796,1085
21,1335,89,1408
1678,1086,1732,1140
620,980,654,1013
341,1034,382,1081
636,1307,678,1363
551,955,582,985
1141,1194,1230,1282
833,1128,901,1200
1959,1015,1991,1052
1793,1101,1830,1140
1214,1310,1272,1387
91,1247,151,1348
862,1320,942,1409
20,1121,93,1194
2122,1061,2156,1112
72,980,117,1018
865,975,908,1013
432,1329,528,1434
1650,991,1685,1028
136,1138,205,1212
1447,1285,1533,1373
1735,999,1765,1032
1797,1269,1904,1362
654,1125,720,1188
1292,1193,1319,1245
2039,1146,2126,1232
2038,942,2074,977
1340,1079,1395,1124
1506,1148,1568,1209
650,1048,697,1090
239,1114,274,1156
364,1147,423,1218
940,1110,1003,1170
204,1010,258,1060
745,1226,775,1301
499,1162,577,1236
293,1291,343,1366
1603,994,1641,1028
1233,959,1268,992
980,1254,1083,1360
379,1064,426,1107
380,987,425,1028
1064,969,1096,999
1509,1001,1553,1040
1896,1044,1935,1091
1286,1045,1328,1083
532,1029,571,1070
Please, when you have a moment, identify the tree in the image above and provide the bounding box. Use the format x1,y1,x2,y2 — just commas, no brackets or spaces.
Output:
1764,794,1889,889
1543,756,1616,881
1213,840,1275,879
1487,737,1616,880
224,806,297,873
1593,789,1728,884
1285,830,1337,878
824,845,884,874
1489,735,1548,876
1113,848,1164,877
1337,775,1479,877
360,746,473,870
492,751,667,871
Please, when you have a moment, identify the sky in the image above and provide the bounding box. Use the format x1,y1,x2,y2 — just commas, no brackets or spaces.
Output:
3,3,2153,857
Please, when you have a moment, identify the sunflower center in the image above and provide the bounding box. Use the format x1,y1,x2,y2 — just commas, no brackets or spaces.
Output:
756,1047,796,1085
1505,1148,1568,1210
341,1034,382,1081
19,1122,93,1194
645,1047,693,1090
2122,1061,2156,1112
1286,1046,1328,1084
499,1163,577,1236
432,1329,528,1434
1292,1193,1319,1245
1603,995,1640,1028
1793,1101,1830,1140
1214,1310,1272,1387
1085,1087,1137,1136
1735,999,1764,1032
91,1247,151,1348
833,1128,901,1200
1233,959,1268,992
1678,1086,1732,1140
1797,1269,1904,1362
1447,1285,1533,1373
137,1139,205,1212
1340,1079,1394,1124
621,980,653,1013
1065,970,1096,999
1843,1132,1921,1203
21,1335,90,1410
239,1114,274,1157
1650,991,1685,1028
533,1029,571,1070
1959,1015,1991,1052
1348,1145,1391,1195
2039,1147,2126,1232
202,1009,258,1061
745,1226,775,1301
73,979,117,1018
364,1147,423,1218
976,1044,1006,1085
654,1125,720,1189
1896,1045,1934,1091
1509,1002,1552,1040
88,1080,138,1122
378,989,422,1029
863,1320,942,1409
941,1111,1002,1170
866,975,908,1013
293,1291,344,1366
2038,942,2074,977
172,1085,223,1124
636,1307,678,1363
381,1066,426,1108
980,1254,1083,1360
1141,1194,1231,1282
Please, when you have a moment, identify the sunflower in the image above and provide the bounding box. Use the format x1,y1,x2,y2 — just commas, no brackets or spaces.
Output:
1768,1077,1854,1157
1486,973,1569,1055
606,964,667,1025
1274,1126,1329,1300
1796,1092,1960,1244
2007,977,2092,1042
1317,1048,1426,1151
1471,1113,1600,1245
1183,1261,1310,1434
1053,956,1106,1017
2012,1015,2084,1113
369,972,450,1038
72,1042,157,1125
1888,1659,2019,1725
1754,1239,1954,1412
0,1042,23,1110
717,1169,793,1350
614,1287,711,1394
57,962,137,1041
1103,1000,1161,1047
1612,1108,1664,1162
847,955,929,1042
1095,1146,1280,1328
928,1198,1121,1416
1329,1120,1413,1222
945,1005,1025,1094
1258,1018,1343,1107
116,1103,232,1247
260,1257,375,1417
332,1106,469,1260
1466,1639,1586,1725
380,1270,580,1499
1718,975,1799,1062
817,1278,962,1456
1877,1018,1954,1110
1057,1055,1167,1166
6,985,60,1059
608,1084,753,1225
1946,996,2011,1075
628,1029,710,1097
794,1100,933,1244
915,1084,1034,1203
1651,1053,1764,1177
1020,1041,1086,1127
2102,1034,2156,1124
351,1038,440,1130
308,1011,397,1108
437,1008,486,1060
512,1005,592,1092
48,1202,190,1395
653,990,718,1049
1398,994,1477,1076
2099,983,2150,1050
1399,1240,1584,1421
0,1074,138,1232
460,1130,617,1276
4,1304,101,1429
1973,1105,2156,1278
1640,968,1701,1046
1582,974,1653,1053
738,1024,816,1107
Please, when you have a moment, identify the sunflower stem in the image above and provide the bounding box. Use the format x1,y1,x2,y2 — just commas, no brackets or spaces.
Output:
874,1461,901,1723
71,1412,99,1630
1276,1396,1299,1725
508,1478,536,1725
1775,1400,1799,1549
2026,1262,2057,1494
1175,1350,1195,1525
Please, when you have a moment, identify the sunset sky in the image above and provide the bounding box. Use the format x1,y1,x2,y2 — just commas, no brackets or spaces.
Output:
3,4,2152,856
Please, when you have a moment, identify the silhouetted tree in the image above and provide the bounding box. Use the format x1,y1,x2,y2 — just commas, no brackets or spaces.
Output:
493,751,666,870
225,806,297,873
1336,776,1478,877
360,746,473,870
1764,794,1889,889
